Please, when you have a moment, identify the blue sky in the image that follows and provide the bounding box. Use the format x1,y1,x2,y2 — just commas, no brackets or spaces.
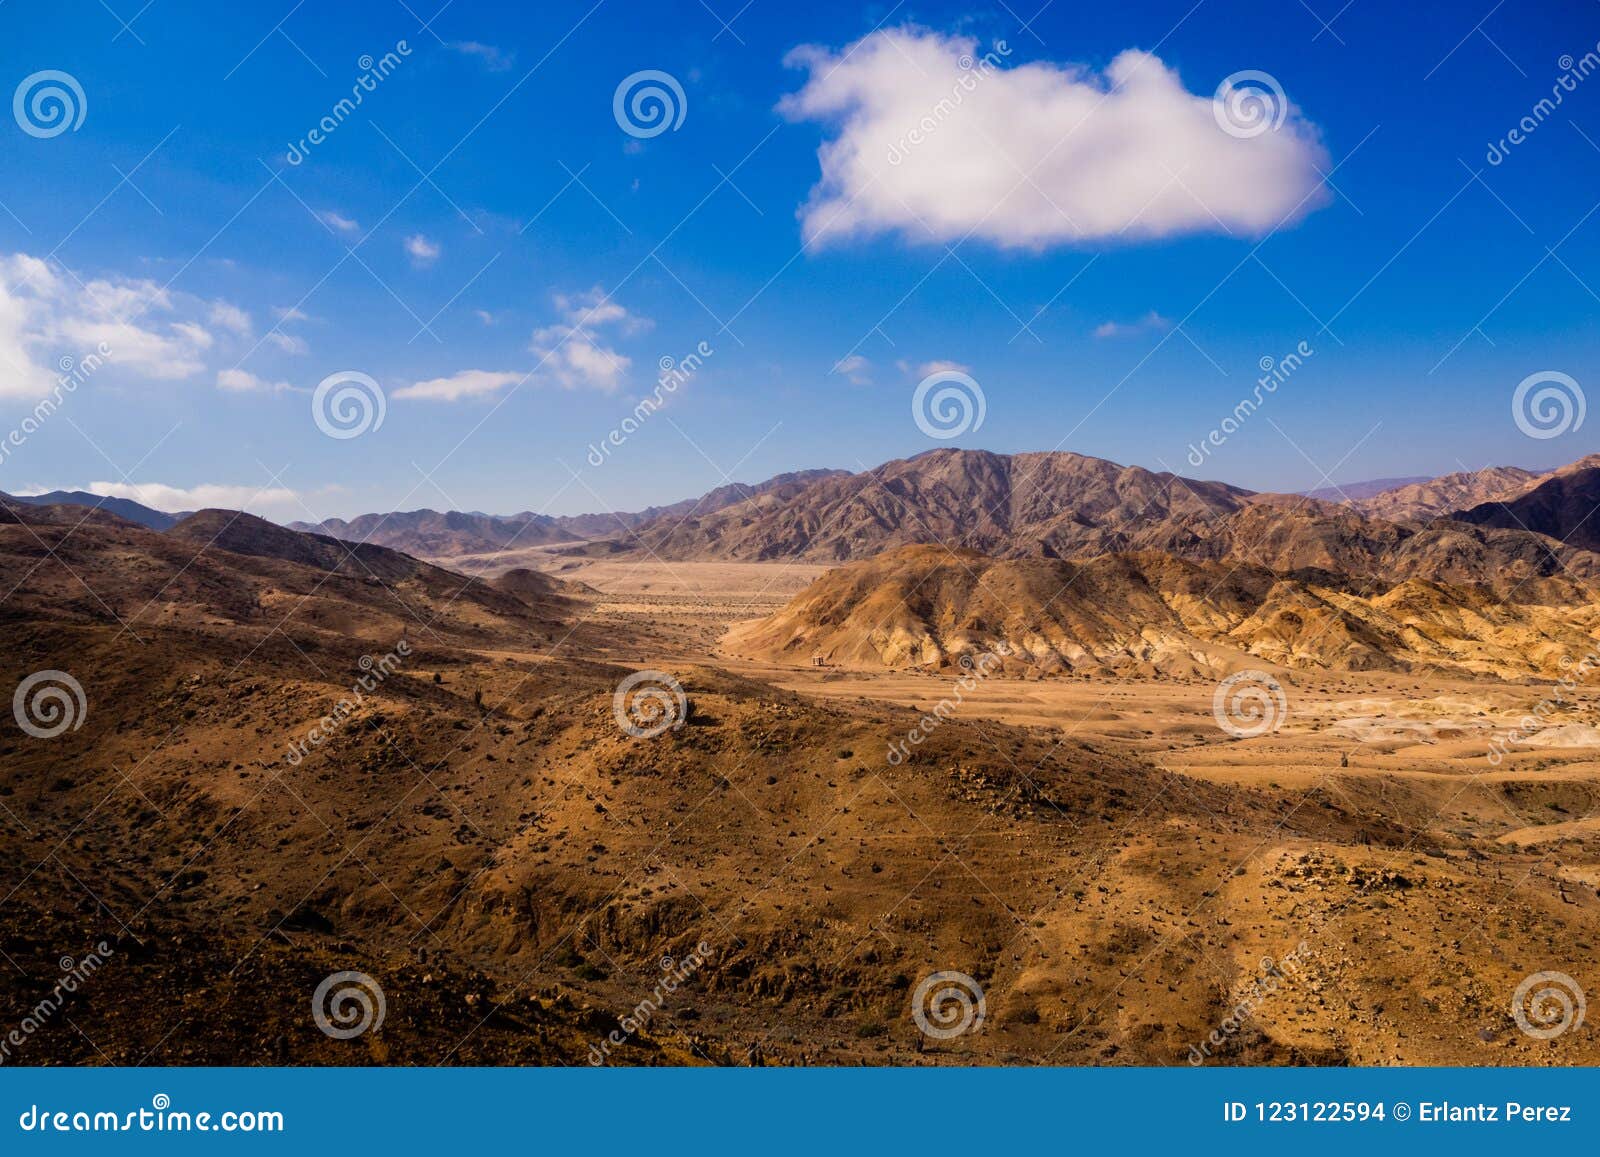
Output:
2,0,1598,520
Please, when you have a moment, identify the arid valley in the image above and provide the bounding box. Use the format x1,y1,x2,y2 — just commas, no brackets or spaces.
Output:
7,448,1600,1066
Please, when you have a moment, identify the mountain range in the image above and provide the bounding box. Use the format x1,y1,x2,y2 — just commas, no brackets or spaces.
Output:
287,469,846,558
541,449,1600,581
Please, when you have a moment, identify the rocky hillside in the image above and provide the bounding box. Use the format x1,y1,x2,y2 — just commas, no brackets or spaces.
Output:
1455,460,1600,551
1,498,576,650
724,543,1600,680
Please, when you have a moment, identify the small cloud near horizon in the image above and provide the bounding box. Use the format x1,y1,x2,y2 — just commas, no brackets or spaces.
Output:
76,480,306,520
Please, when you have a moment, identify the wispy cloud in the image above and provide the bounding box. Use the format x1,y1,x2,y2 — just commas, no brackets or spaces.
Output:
1094,311,1172,338
393,369,523,402
321,210,360,234
208,302,252,337
449,41,514,71
404,234,441,265
265,331,309,355
833,354,872,384
911,358,972,378
530,288,647,392
217,368,299,393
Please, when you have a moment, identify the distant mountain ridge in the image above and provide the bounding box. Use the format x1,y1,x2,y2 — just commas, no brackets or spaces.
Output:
1349,466,1545,522
3,489,185,530
1301,476,1430,502
291,469,847,558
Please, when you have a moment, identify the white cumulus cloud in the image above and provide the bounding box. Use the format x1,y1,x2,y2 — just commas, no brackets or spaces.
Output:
778,28,1330,249
0,253,240,396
